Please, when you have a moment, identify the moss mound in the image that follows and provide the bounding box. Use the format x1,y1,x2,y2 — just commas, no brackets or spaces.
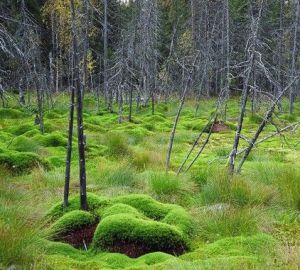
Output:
0,150,48,173
92,214,188,257
47,193,111,221
0,108,23,119
100,203,144,219
34,132,67,147
10,135,40,153
182,233,277,268
113,194,173,220
47,193,193,258
50,210,97,237
8,124,37,136
44,239,175,269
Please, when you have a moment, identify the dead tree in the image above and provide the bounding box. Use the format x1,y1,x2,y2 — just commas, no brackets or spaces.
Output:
228,1,264,174
70,0,88,211
237,77,299,173
64,52,75,208
289,0,299,115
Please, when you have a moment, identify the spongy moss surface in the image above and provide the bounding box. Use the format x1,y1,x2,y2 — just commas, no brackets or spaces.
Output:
47,193,193,257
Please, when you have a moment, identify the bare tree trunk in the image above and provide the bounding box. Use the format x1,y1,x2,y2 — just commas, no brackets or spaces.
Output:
70,0,88,211
128,87,133,122
228,2,263,173
277,0,285,110
118,85,123,124
166,75,191,172
103,0,111,112
289,0,299,115
64,55,75,208
33,63,45,134
237,77,299,173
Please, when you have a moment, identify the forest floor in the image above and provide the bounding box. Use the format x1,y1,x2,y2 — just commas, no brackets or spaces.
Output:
0,95,300,269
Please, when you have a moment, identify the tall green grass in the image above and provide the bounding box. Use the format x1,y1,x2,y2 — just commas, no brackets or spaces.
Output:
0,181,45,269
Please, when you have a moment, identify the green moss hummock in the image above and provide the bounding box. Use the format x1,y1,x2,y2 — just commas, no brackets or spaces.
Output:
46,193,193,258
50,210,97,238
92,214,188,257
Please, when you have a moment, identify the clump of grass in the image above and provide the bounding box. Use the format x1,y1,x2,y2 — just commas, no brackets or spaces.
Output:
248,113,263,124
215,147,231,157
130,150,150,170
193,207,262,242
248,162,300,209
201,171,251,207
105,132,131,158
280,113,297,122
190,167,209,187
200,169,277,207
149,172,181,196
99,164,137,187
0,184,44,268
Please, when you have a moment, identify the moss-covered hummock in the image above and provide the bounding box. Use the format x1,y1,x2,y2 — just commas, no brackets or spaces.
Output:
0,108,23,119
34,132,67,147
92,214,188,257
47,193,111,221
50,210,97,237
47,193,193,258
0,149,48,173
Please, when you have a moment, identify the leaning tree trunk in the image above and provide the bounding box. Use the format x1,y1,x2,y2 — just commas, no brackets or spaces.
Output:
166,75,191,172
237,77,299,173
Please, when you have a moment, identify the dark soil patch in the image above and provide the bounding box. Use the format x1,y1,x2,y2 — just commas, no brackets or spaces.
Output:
106,241,186,258
211,121,231,133
54,224,97,249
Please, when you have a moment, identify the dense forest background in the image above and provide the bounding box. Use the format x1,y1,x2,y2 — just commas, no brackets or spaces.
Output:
0,0,299,110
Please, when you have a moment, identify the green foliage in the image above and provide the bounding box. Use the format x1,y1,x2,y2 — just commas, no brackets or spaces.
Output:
44,111,63,119
44,238,174,269
50,210,97,237
149,172,181,195
92,214,189,254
